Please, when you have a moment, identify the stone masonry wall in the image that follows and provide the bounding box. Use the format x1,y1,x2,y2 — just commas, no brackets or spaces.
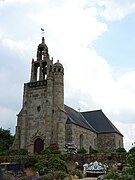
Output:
67,123,97,152
16,81,54,153
97,133,123,152
115,133,124,149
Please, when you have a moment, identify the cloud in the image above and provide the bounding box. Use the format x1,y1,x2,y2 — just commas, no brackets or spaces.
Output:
0,106,16,133
114,121,135,150
99,0,135,20
29,0,107,42
82,0,135,20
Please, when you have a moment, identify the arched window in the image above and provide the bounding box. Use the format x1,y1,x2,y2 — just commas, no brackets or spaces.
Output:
34,138,44,154
80,134,84,149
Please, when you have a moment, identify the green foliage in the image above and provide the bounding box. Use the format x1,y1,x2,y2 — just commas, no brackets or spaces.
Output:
0,128,14,152
69,169,83,179
122,166,135,179
91,148,98,153
8,149,18,156
116,147,126,153
43,172,71,180
35,158,48,174
128,146,135,154
0,150,9,156
103,152,135,179
123,154,135,179
23,155,67,177
100,150,135,179
126,154,135,167
2,172,14,180
77,147,87,154
104,171,120,179
47,156,68,172
51,171,69,180
3,148,29,156
24,156,38,169
42,144,61,154
16,148,28,155
43,173,54,180
9,148,28,155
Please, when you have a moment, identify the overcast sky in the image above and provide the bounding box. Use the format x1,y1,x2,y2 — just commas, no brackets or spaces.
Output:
0,0,135,151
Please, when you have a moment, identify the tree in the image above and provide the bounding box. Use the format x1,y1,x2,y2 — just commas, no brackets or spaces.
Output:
128,146,135,154
116,147,126,153
0,128,14,152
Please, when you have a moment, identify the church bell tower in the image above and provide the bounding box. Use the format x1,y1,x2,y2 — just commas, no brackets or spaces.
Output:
12,36,66,154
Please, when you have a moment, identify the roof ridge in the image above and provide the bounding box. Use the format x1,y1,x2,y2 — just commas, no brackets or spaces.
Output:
101,112,122,135
64,104,96,132
79,112,97,132
82,109,102,113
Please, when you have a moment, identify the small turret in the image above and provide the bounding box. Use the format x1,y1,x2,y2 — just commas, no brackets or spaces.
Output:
53,60,64,111
53,60,64,74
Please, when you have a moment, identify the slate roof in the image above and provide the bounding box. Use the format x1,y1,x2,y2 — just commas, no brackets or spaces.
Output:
82,110,122,135
64,105,122,136
64,105,96,132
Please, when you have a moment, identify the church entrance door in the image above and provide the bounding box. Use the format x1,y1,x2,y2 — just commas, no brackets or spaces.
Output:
34,138,44,154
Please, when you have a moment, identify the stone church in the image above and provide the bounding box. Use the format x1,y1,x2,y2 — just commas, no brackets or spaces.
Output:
12,36,123,154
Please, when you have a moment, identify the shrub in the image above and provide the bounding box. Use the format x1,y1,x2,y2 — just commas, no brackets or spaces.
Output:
3,172,14,180
77,147,87,154
7,148,28,156
36,159,48,174
51,171,68,180
42,144,61,154
114,153,135,179
43,173,54,180
129,146,135,154
24,156,38,169
50,143,59,150
17,148,28,155
70,169,83,179
0,151,9,156
122,166,135,180
104,171,120,179
47,156,67,172
91,148,98,153
116,147,126,153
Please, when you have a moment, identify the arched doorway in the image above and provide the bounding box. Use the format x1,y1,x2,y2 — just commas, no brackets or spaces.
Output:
34,138,44,154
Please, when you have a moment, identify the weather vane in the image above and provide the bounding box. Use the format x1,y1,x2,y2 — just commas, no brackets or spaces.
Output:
41,28,45,36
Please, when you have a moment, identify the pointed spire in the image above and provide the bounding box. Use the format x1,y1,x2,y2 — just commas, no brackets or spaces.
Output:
42,37,45,44
41,28,45,44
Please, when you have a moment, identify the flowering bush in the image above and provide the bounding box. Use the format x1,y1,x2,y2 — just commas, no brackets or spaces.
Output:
64,143,77,154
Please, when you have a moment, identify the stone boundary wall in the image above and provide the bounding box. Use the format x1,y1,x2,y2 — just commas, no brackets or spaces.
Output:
0,153,126,165
67,153,126,167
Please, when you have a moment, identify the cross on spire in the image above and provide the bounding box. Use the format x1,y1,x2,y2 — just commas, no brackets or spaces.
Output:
78,107,81,112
